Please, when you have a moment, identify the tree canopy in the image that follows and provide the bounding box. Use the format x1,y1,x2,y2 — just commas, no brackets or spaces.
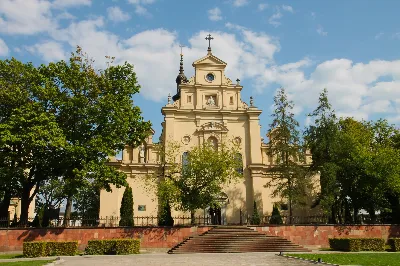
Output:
0,48,151,223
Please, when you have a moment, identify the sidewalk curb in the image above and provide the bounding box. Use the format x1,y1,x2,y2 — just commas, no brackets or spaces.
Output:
277,254,339,265
44,257,65,266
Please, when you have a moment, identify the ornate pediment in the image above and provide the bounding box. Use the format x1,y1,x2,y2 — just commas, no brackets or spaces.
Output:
192,54,227,66
197,122,229,132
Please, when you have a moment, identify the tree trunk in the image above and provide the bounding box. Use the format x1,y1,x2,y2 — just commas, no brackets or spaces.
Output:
329,205,336,224
20,184,34,226
0,191,12,219
190,210,195,225
64,194,73,227
353,207,359,224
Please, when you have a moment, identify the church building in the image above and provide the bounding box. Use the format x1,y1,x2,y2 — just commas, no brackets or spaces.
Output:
99,35,311,225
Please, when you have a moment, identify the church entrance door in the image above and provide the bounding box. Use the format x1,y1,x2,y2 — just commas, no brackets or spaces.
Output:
209,207,222,225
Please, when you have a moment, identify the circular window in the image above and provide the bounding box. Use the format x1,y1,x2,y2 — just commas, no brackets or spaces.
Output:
206,73,215,82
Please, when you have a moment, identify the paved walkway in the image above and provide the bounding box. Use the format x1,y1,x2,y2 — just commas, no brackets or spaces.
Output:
59,253,316,266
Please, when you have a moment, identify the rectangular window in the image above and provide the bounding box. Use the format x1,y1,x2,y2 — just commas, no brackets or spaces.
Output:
138,205,146,211
187,95,192,103
230,96,234,105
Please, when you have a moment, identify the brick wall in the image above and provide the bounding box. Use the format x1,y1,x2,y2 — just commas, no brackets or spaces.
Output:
0,226,211,252
1,225,400,252
254,225,400,248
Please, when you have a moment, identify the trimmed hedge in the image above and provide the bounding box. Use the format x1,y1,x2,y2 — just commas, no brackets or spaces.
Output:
85,239,140,255
389,238,400,251
360,238,385,251
329,238,385,252
329,238,361,251
23,241,47,258
23,241,78,258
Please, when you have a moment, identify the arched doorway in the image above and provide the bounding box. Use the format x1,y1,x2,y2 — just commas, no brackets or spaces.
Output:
208,192,229,225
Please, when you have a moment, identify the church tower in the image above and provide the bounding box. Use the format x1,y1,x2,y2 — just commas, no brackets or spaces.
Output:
100,34,278,225
160,35,267,223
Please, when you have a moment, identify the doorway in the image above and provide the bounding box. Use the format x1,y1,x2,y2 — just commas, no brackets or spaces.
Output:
209,207,222,225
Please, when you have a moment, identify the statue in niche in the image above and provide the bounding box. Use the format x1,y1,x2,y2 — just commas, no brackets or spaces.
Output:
139,143,146,163
207,95,216,106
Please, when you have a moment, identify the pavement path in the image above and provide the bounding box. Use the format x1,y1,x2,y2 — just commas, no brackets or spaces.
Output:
58,253,319,266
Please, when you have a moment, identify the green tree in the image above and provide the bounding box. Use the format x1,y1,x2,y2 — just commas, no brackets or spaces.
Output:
158,200,174,226
40,47,151,223
250,201,261,225
304,88,341,222
119,186,134,226
0,58,66,222
266,88,311,222
269,204,283,224
150,140,242,224
176,141,242,224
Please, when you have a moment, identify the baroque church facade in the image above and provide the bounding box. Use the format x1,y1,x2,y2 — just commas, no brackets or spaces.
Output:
99,38,312,225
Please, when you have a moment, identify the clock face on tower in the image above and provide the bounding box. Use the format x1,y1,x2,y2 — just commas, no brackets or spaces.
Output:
206,73,215,82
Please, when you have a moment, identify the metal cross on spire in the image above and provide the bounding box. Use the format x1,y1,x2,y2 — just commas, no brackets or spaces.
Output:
205,34,214,52
179,44,185,55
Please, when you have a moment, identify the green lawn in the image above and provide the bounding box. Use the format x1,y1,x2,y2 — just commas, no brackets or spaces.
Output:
0,255,23,260
0,261,53,266
288,253,400,266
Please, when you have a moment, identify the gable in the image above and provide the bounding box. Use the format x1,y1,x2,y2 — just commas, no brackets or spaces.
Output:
192,54,227,66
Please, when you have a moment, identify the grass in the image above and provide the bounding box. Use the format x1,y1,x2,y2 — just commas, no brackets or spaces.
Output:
0,255,23,260
0,261,53,266
288,253,400,266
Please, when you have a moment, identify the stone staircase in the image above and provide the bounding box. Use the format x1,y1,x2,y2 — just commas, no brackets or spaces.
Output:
168,226,310,254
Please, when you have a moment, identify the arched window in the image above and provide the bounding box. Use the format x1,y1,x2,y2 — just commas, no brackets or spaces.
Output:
207,136,218,150
182,151,189,167
235,153,243,174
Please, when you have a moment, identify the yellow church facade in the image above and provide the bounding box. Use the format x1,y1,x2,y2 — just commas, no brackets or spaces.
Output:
99,41,312,225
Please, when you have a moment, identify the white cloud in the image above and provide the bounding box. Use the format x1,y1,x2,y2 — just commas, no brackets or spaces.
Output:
316,25,328,36
268,11,282,27
375,32,384,40
392,32,400,39
30,18,400,123
52,0,91,8
281,5,294,13
258,3,268,11
25,41,66,62
0,0,54,35
232,0,249,7
56,12,76,20
128,0,156,16
208,7,222,21
311,12,316,19
107,6,131,22
128,0,155,4
0,38,9,56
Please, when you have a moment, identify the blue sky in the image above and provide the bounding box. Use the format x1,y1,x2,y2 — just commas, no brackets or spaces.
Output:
1,0,400,140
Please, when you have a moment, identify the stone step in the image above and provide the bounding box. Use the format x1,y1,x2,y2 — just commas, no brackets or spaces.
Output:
168,226,310,254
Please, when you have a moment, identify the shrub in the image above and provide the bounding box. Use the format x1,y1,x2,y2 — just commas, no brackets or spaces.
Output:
329,238,361,251
250,201,261,225
115,239,140,255
158,201,174,226
389,238,400,251
85,239,140,255
46,241,78,256
23,241,47,258
329,238,385,252
360,238,385,251
119,186,134,226
269,204,283,225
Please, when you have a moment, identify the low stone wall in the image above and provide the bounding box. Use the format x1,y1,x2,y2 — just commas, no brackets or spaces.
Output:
254,225,400,248
1,225,400,252
0,226,211,252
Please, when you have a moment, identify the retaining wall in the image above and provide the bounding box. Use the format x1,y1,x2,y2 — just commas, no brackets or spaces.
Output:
1,225,400,251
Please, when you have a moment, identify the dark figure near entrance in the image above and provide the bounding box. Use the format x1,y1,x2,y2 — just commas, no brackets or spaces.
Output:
209,207,222,225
